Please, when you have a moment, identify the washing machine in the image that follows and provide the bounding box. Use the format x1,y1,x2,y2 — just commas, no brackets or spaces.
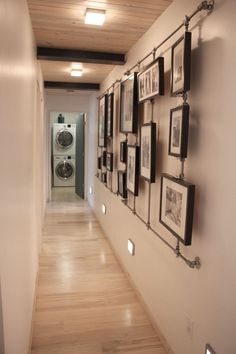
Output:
53,155,76,187
53,123,76,156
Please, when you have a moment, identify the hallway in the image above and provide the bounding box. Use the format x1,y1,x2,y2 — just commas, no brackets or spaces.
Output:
31,189,167,354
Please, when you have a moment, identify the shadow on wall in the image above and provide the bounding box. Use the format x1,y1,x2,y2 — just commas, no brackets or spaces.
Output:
0,282,4,354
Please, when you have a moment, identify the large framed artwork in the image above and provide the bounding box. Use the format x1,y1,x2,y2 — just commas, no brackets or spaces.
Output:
170,31,191,96
140,122,156,182
138,57,164,103
120,141,127,163
126,145,140,196
120,72,139,133
159,174,195,246
98,94,108,147
106,152,113,172
107,93,114,138
118,170,127,199
168,104,189,158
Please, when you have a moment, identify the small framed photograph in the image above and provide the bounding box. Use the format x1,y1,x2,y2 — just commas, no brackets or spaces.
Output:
102,150,107,167
159,174,195,246
127,145,140,196
106,152,113,172
120,72,138,133
107,93,114,138
101,172,107,184
140,122,156,182
120,141,127,163
169,104,189,158
171,31,191,96
138,57,164,102
97,156,101,170
98,94,108,147
118,170,127,199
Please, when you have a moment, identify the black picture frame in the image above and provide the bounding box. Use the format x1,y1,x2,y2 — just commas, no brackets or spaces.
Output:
170,31,192,96
159,173,195,246
168,104,189,158
107,92,114,138
138,57,164,103
140,122,156,183
120,141,127,163
126,145,140,196
101,172,107,184
102,150,107,167
120,72,139,133
98,94,108,147
106,152,113,172
97,156,101,170
118,170,127,199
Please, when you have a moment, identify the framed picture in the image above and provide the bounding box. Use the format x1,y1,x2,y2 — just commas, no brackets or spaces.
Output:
101,172,107,184
169,104,189,158
106,152,113,172
120,141,127,163
97,156,101,170
138,57,164,102
170,31,191,96
120,72,139,133
118,170,127,199
159,174,195,246
102,150,107,167
107,93,114,138
126,145,140,196
98,94,108,147
140,122,156,182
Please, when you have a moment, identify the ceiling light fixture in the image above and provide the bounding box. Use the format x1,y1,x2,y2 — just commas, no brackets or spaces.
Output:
85,8,106,26
71,69,83,77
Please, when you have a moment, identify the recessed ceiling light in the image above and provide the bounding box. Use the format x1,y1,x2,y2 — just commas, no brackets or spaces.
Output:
85,8,106,26
128,239,135,256
71,69,83,77
102,203,106,214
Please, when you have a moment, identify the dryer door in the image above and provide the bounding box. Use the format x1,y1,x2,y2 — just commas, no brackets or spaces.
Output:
56,129,74,149
56,160,74,180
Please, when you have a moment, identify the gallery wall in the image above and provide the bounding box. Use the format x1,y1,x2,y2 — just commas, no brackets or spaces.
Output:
0,0,45,353
88,0,236,353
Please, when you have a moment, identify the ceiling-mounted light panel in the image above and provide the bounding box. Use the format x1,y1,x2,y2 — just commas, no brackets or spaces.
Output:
85,8,106,26
71,69,83,77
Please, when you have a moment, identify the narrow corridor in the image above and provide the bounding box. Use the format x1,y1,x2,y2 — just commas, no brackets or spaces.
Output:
31,188,167,354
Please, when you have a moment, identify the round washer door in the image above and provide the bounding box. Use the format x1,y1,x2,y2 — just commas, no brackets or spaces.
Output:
56,129,74,149
56,160,74,180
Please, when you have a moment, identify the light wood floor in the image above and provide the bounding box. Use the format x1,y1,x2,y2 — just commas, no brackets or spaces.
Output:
31,187,167,354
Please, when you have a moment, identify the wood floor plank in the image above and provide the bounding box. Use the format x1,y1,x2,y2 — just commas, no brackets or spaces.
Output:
31,188,167,354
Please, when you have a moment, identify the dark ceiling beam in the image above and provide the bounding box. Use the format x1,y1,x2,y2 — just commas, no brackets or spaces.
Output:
37,47,125,65
44,81,100,91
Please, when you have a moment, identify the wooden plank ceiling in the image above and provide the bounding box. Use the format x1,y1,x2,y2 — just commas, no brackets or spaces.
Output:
28,0,173,87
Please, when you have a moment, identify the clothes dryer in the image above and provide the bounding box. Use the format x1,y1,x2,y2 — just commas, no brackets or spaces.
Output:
53,155,76,187
53,123,76,155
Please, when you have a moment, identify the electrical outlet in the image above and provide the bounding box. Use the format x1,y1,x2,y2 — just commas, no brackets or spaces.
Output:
186,316,194,339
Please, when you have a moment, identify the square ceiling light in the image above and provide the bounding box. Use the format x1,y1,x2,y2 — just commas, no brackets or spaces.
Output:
71,69,83,77
85,8,106,26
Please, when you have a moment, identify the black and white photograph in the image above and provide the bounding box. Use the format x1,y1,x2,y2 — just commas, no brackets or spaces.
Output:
98,94,108,147
138,57,164,103
102,150,107,167
120,141,127,163
171,31,191,96
140,122,156,182
106,152,113,172
126,145,139,196
118,170,127,199
107,93,114,138
120,73,138,133
169,104,189,158
101,172,107,184
159,174,195,246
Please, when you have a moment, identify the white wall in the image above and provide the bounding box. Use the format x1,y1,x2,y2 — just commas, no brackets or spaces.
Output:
88,0,236,353
0,1,44,353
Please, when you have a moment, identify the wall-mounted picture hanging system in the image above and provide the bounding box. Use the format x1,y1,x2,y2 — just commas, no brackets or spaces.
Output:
97,156,102,170
107,92,114,138
106,152,113,172
159,173,195,246
120,141,127,163
98,94,108,147
168,104,189,158
127,145,140,196
101,172,107,184
118,170,127,199
138,57,164,103
120,72,139,134
102,150,107,167
170,31,192,96
140,122,156,182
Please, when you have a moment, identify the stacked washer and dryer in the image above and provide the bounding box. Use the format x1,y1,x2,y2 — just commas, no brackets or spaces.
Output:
53,123,76,187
